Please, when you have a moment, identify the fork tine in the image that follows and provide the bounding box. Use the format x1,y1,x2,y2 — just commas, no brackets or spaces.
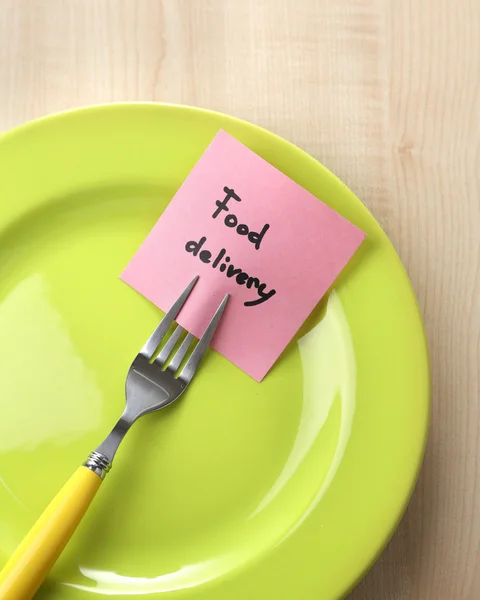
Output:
166,332,194,373
179,294,229,383
154,325,184,366
140,276,198,359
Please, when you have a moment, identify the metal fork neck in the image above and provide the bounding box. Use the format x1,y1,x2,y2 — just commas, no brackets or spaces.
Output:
93,414,134,466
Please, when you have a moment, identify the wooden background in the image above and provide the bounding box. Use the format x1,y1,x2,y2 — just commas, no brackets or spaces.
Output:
0,1,479,598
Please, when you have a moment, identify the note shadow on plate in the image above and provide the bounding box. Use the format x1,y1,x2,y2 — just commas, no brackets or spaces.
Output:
276,236,371,372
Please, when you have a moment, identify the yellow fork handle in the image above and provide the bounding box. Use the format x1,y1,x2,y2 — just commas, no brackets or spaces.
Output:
0,466,102,600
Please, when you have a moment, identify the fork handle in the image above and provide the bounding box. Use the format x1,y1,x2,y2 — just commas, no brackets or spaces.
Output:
0,466,103,600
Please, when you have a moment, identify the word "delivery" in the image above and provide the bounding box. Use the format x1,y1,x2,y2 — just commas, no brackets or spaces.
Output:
184,187,277,307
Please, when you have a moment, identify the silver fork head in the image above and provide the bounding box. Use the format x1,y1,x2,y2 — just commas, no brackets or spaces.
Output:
126,282,228,421
94,277,228,465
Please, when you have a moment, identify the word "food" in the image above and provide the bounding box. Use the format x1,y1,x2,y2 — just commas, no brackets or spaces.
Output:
212,187,270,250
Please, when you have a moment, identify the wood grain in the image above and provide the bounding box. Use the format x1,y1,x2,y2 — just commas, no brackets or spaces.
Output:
0,1,479,598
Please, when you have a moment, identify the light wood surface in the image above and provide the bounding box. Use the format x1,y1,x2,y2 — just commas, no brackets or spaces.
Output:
0,1,479,598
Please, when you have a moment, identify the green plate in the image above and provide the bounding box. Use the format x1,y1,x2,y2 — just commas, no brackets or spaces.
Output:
0,104,429,599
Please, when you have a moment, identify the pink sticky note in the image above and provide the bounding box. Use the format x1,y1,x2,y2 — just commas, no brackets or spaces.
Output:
121,130,365,381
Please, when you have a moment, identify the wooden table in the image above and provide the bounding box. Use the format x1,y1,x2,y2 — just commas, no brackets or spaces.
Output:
1,1,478,598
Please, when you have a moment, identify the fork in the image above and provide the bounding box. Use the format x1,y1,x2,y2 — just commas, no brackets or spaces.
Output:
0,276,228,600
